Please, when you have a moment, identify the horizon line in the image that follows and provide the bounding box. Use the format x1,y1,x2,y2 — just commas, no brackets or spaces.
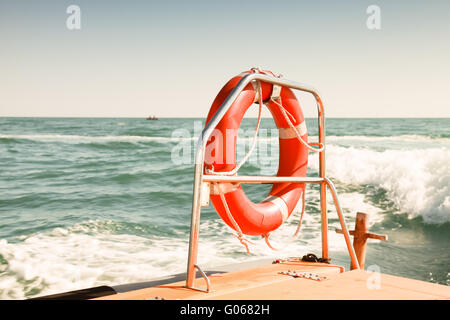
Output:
1,116,449,119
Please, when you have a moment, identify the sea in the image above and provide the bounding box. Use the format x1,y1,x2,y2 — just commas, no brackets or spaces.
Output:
0,117,449,299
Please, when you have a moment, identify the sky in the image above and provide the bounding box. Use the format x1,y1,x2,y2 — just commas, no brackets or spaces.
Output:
0,0,449,118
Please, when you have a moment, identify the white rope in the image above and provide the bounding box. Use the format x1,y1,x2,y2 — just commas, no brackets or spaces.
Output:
215,183,255,253
206,80,263,176
270,97,324,153
218,187,307,253
262,188,307,251
292,188,306,239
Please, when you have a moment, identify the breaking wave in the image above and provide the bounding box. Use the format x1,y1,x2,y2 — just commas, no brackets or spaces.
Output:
310,145,450,224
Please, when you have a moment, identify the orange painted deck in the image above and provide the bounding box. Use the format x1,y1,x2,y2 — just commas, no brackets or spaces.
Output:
96,260,450,300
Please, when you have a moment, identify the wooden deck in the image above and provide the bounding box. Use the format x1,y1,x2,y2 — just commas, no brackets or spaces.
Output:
96,260,450,300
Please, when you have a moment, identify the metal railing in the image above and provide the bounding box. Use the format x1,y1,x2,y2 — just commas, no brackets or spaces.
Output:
185,73,360,291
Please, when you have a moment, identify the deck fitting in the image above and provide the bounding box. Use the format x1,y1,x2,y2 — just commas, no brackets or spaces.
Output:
279,270,328,281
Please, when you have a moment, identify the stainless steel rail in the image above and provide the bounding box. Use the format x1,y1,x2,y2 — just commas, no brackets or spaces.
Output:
185,72,359,290
202,176,325,184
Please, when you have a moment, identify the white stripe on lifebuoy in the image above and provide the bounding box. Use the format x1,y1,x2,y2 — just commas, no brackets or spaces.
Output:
278,121,307,139
263,195,289,222
210,183,240,195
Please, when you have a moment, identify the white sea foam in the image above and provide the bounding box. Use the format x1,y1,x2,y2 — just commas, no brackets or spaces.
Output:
310,145,450,224
0,134,196,143
326,135,449,143
0,183,377,299
0,133,279,145
0,175,381,299
0,204,368,299
0,222,189,299
2,133,448,143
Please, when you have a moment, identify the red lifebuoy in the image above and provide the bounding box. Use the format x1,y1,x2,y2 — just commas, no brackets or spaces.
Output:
204,70,308,236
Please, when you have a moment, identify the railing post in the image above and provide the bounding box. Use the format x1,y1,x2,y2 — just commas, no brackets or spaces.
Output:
186,162,204,288
317,95,328,260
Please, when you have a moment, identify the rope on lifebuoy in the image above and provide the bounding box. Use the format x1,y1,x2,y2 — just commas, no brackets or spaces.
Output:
261,188,307,251
205,79,263,176
215,182,255,253
270,97,324,153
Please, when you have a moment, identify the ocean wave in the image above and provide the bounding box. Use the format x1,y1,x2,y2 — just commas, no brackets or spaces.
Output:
310,145,450,224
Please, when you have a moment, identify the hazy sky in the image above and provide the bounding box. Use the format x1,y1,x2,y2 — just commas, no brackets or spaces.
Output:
1,0,449,118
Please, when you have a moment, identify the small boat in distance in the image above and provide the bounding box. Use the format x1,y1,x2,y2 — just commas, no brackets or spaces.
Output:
146,115,158,120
